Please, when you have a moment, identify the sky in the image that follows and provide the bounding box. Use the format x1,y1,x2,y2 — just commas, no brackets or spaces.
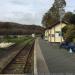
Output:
0,0,75,26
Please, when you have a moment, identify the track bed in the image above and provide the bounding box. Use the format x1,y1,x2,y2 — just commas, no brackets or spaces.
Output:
1,40,34,74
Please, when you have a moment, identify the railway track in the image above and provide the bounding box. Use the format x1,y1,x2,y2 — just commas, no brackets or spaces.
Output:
0,40,35,74
24,42,34,74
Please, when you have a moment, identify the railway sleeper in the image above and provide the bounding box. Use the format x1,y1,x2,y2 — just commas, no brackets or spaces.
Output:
1,40,34,74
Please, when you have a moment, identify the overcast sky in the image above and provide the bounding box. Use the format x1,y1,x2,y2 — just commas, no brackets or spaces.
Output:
0,0,75,26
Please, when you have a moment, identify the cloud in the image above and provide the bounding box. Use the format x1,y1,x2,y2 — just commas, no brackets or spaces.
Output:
0,0,54,25
11,0,25,5
65,0,75,12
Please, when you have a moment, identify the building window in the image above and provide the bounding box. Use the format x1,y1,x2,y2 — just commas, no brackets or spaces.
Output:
55,31,62,37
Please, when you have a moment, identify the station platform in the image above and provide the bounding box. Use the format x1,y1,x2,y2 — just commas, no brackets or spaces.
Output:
34,38,75,75
34,38,50,75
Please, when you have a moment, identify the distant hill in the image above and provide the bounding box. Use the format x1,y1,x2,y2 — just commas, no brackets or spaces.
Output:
0,22,45,35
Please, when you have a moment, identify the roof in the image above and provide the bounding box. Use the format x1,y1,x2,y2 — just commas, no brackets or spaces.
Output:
45,21,68,30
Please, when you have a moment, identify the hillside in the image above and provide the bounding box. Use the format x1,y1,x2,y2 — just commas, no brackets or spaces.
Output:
0,22,45,35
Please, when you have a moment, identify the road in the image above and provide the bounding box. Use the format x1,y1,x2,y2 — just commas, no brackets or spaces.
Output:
35,38,75,74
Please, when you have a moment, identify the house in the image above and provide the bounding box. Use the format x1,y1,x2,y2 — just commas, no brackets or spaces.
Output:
45,21,67,43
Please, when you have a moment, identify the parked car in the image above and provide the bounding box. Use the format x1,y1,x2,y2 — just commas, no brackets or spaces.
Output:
60,42,75,52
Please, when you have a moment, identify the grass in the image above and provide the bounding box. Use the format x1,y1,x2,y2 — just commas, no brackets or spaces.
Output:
0,36,34,55
0,36,34,47
0,36,33,44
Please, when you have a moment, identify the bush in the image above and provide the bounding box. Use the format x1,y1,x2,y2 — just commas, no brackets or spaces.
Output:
62,24,75,42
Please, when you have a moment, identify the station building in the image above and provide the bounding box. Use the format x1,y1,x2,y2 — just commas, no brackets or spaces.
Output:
45,21,67,43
